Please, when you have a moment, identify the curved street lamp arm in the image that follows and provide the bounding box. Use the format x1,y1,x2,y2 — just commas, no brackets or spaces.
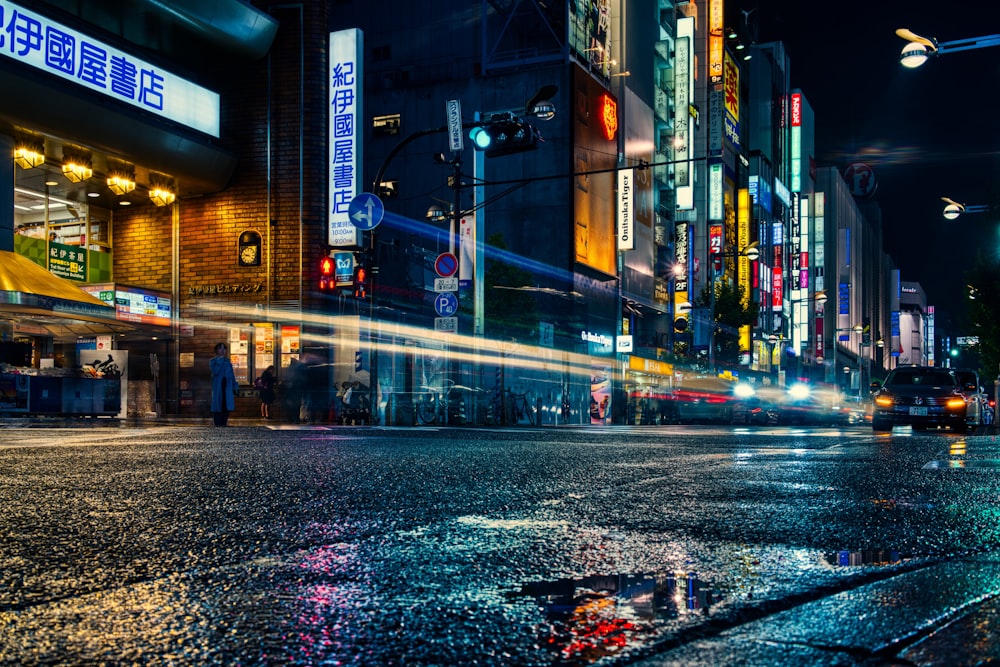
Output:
938,34,1000,54
371,125,448,195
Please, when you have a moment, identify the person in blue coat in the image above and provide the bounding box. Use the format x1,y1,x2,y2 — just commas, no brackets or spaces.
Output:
210,342,238,426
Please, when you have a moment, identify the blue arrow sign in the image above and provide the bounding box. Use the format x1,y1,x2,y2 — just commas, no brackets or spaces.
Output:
433,292,459,317
348,192,384,230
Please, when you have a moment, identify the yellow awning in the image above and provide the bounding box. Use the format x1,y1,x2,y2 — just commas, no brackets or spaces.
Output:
0,250,133,338
0,251,109,306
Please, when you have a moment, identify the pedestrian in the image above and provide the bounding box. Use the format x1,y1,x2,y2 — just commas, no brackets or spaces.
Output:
282,357,305,424
209,342,238,426
256,365,277,419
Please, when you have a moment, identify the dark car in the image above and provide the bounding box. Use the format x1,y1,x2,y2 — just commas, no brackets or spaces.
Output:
871,366,969,432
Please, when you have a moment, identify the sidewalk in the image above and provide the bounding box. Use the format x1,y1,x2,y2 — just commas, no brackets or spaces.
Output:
634,552,1000,666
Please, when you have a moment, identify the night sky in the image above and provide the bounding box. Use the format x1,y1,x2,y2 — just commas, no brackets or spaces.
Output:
754,1,1000,330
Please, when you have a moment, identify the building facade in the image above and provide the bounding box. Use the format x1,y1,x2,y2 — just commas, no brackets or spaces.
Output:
0,0,909,423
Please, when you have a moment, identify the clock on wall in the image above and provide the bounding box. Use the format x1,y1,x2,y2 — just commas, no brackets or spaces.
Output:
238,231,262,267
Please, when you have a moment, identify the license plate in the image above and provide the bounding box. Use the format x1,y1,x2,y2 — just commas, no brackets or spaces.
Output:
909,406,928,416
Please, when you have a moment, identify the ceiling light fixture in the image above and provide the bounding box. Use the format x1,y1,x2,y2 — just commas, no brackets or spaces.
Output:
149,186,176,206
62,159,93,183
13,143,45,169
107,172,136,195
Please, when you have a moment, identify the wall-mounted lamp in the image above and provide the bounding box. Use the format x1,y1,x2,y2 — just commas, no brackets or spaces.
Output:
107,172,136,195
149,186,176,206
13,143,45,169
62,157,93,183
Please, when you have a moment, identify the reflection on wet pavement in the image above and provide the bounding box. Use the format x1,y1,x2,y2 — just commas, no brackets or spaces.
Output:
509,572,720,664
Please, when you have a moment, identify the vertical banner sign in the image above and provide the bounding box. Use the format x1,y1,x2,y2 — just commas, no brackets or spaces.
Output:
737,187,751,299
791,92,802,192
838,281,850,340
709,224,723,260
723,52,740,150
709,0,724,84
772,267,783,312
737,189,752,354
446,99,464,153
617,168,634,250
709,163,723,220
328,29,364,248
674,18,694,208
674,221,689,295
459,211,475,286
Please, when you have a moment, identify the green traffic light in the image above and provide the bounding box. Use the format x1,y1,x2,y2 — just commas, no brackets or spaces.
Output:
469,126,492,150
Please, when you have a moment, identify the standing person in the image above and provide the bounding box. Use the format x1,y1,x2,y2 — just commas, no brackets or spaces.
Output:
257,365,277,419
210,342,238,426
282,357,305,424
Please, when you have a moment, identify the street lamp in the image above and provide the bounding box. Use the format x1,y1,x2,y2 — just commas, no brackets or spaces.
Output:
941,196,989,220
896,28,1000,68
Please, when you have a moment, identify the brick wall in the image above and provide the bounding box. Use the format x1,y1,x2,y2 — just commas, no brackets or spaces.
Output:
112,2,331,418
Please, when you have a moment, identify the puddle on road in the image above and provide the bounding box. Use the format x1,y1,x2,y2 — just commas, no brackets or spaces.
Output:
507,571,721,664
504,546,910,664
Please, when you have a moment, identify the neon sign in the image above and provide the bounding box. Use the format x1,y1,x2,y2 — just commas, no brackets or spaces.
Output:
600,94,617,140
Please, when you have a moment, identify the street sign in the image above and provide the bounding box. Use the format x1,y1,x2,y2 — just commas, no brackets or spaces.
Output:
434,291,459,317
434,277,459,292
446,99,464,153
434,252,458,278
434,317,457,332
348,192,384,230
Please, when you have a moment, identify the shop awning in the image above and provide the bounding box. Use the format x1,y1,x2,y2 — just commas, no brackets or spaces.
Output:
0,251,134,339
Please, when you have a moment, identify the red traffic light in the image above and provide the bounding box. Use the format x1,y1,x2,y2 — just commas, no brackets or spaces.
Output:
319,256,335,290
353,263,368,298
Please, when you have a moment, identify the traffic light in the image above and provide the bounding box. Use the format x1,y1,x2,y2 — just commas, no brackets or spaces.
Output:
353,260,368,299
469,118,539,157
318,255,335,291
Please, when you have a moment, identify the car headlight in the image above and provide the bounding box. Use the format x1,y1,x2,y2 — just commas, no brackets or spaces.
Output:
733,383,755,399
787,383,811,400
874,394,894,407
946,397,967,409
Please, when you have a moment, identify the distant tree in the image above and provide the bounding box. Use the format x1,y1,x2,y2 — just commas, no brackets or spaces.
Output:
483,233,538,342
966,252,1000,383
695,279,759,366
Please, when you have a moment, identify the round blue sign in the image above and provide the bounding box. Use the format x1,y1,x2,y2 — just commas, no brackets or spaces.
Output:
434,252,458,278
433,292,459,317
348,193,384,230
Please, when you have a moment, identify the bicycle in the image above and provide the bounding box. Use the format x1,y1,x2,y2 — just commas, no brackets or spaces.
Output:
507,391,535,426
416,383,466,425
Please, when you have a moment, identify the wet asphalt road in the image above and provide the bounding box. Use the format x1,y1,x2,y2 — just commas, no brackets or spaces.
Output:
2,423,1000,666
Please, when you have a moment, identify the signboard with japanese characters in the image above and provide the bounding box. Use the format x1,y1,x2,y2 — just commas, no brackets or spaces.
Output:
328,29,364,247
0,1,219,136
47,240,86,281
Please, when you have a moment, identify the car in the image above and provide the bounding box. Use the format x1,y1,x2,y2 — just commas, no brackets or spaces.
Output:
730,382,779,425
870,366,969,432
772,382,854,427
953,368,989,428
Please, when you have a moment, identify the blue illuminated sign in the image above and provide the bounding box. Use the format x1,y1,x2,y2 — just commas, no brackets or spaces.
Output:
0,1,219,136
328,28,364,247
